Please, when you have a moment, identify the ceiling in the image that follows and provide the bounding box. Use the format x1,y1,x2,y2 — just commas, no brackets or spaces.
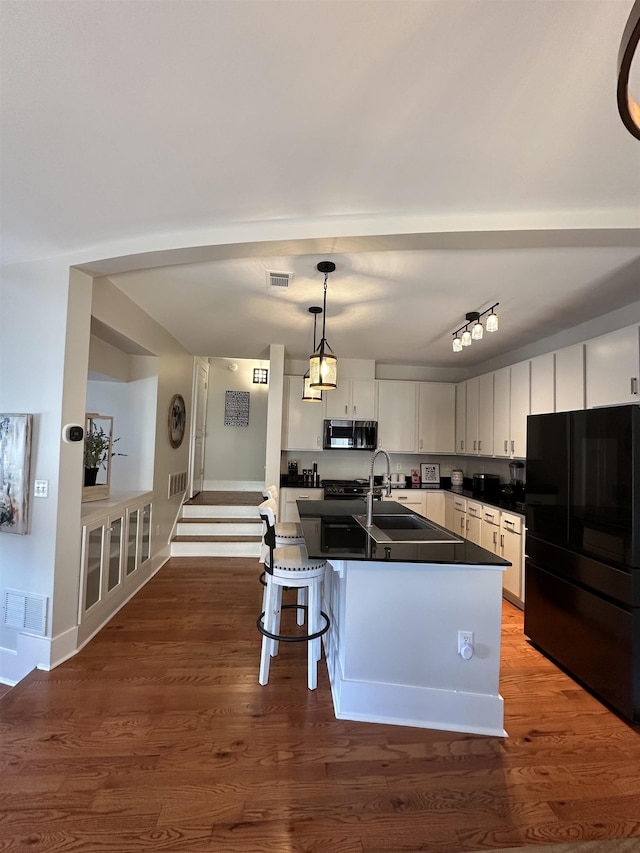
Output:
2,1,639,370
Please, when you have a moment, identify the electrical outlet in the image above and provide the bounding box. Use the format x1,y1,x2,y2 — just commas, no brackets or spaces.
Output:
458,630,474,653
34,480,49,498
396,463,402,471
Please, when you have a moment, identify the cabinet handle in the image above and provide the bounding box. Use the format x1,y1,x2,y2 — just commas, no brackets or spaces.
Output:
397,496,408,501
345,405,348,415
460,440,464,451
500,534,504,548
511,440,515,452
466,519,469,531
473,440,477,451
420,439,423,450
504,440,508,453
478,440,482,452
353,405,357,415
493,531,497,545
632,377,639,395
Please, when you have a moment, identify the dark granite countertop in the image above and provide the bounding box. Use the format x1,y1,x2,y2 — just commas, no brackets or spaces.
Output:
297,500,510,567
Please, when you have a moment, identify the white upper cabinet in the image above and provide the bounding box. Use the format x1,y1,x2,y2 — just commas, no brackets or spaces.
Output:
530,353,555,415
478,372,494,456
377,380,417,452
493,367,511,458
282,376,324,451
455,382,466,454
417,382,455,453
324,379,376,420
492,362,529,459
555,343,585,412
465,377,480,454
585,325,640,408
509,360,530,458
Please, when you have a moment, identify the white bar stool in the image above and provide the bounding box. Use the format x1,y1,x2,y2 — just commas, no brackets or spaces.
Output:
257,502,329,690
259,495,307,625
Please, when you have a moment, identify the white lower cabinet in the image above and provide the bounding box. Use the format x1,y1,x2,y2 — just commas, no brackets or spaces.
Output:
480,505,501,555
80,494,152,623
424,490,445,527
383,489,425,516
280,487,323,522
444,492,455,532
452,495,467,539
499,511,524,607
465,500,482,546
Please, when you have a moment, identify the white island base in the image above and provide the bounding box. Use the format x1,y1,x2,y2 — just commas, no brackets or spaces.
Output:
323,558,507,737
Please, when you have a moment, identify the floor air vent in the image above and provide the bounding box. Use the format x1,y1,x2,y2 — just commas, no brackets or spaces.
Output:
267,270,293,289
3,590,47,636
168,471,188,498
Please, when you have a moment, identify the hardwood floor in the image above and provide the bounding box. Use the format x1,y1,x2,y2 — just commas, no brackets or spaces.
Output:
1,557,639,852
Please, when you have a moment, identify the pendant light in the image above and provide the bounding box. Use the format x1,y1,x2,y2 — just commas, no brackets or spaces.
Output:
302,306,323,402
309,261,338,390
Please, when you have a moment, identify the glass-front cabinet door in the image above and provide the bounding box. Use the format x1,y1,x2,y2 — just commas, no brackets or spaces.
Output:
140,503,151,566
126,507,139,576
107,514,124,593
81,520,105,617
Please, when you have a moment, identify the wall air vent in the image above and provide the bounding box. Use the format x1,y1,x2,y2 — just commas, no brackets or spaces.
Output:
168,471,188,499
3,590,47,636
266,270,293,289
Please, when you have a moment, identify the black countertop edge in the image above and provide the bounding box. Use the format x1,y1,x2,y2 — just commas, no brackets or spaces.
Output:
297,500,511,567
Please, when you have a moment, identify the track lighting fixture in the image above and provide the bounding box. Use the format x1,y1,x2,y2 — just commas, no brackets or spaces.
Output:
451,304,500,353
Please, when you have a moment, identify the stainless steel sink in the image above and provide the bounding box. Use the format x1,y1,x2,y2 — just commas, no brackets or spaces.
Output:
353,514,463,544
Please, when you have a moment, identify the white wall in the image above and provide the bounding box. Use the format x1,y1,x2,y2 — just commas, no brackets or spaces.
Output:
204,357,269,488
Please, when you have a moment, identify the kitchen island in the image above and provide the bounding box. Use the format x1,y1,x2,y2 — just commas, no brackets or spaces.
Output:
298,500,510,737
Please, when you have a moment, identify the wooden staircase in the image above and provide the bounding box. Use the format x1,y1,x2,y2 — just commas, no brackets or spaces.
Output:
170,490,263,557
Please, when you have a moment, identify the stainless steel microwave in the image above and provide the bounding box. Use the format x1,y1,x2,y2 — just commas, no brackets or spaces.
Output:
323,419,377,450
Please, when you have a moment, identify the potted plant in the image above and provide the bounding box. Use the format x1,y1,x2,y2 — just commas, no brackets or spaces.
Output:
83,424,125,486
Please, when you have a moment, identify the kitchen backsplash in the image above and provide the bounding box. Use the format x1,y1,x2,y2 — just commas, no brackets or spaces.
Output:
281,450,520,486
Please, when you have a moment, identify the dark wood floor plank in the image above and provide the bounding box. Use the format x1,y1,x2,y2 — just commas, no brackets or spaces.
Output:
1,556,639,853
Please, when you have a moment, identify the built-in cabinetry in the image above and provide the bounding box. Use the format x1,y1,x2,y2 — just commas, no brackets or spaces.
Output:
465,500,482,546
424,490,445,526
451,495,467,539
530,353,555,415
417,382,455,453
455,383,466,453
80,494,152,623
377,381,417,452
280,487,323,522
555,343,585,411
382,489,425,516
499,511,524,606
585,324,640,408
324,379,376,420
282,376,323,451
463,374,494,456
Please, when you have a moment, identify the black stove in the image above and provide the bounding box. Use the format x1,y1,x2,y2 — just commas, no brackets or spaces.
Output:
322,479,381,500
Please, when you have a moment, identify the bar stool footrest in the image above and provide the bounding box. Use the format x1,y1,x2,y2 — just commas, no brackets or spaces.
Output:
257,605,330,643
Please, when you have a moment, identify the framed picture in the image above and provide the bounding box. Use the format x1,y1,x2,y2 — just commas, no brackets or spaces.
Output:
0,414,33,535
420,462,440,486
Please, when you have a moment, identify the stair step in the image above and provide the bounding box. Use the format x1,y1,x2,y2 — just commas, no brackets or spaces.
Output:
170,535,262,557
172,534,262,543
176,519,263,537
182,505,260,519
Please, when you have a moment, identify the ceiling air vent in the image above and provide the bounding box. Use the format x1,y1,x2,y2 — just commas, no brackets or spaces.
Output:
267,270,293,290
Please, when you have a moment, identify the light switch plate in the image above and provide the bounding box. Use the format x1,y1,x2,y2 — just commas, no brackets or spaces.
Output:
34,480,49,498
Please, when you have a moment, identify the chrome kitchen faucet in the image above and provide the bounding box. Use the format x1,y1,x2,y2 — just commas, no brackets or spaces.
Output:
366,448,392,527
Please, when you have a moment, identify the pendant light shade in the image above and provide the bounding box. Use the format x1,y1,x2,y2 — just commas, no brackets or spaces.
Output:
461,328,472,347
485,308,499,333
302,306,323,402
310,261,338,390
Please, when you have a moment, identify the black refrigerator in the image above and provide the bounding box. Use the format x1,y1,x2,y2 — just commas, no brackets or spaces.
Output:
524,404,640,722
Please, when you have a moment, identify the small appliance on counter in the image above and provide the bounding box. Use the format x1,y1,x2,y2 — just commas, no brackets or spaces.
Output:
451,469,464,487
501,460,525,506
471,473,501,501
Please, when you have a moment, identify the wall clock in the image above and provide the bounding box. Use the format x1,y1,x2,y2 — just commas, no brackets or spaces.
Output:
168,394,186,448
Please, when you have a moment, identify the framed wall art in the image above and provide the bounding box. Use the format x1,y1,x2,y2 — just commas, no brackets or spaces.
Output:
420,462,441,487
0,414,33,535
